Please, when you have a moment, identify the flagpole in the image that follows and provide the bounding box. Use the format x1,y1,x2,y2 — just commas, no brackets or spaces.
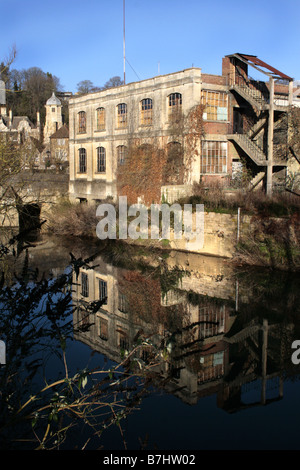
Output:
123,0,126,84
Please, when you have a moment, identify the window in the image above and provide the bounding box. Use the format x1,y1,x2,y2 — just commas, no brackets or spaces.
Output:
118,292,128,313
99,317,108,341
97,147,106,173
96,107,105,130
117,103,127,128
78,111,86,133
141,98,153,126
168,93,182,121
99,279,107,305
119,331,129,351
117,145,127,165
81,272,89,297
201,141,227,174
52,107,55,113
78,148,86,173
202,91,228,121
163,141,183,184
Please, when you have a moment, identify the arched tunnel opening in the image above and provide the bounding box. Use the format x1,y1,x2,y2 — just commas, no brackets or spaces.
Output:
18,203,41,234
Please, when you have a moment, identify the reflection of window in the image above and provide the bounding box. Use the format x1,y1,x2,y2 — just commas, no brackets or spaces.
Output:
202,91,228,121
141,98,153,125
198,306,225,339
78,308,90,328
99,317,108,340
117,103,127,128
118,292,128,313
97,147,106,173
117,145,127,165
96,107,105,130
119,330,129,350
201,141,227,174
78,111,86,133
81,272,89,297
78,148,86,173
99,279,107,304
168,93,182,120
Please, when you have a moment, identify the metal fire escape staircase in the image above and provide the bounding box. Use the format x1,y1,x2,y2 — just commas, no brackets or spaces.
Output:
228,74,288,189
229,77,269,112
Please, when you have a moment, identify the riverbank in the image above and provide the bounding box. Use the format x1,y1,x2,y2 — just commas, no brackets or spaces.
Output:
43,198,300,272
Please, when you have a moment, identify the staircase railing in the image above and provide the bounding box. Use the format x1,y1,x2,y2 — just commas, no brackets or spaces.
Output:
228,133,267,166
227,72,269,107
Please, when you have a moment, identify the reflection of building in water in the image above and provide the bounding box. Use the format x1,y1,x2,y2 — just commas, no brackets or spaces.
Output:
72,251,294,410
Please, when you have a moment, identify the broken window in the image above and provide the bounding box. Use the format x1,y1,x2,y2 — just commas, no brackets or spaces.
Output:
141,98,153,125
168,93,182,121
202,91,228,121
97,146,106,173
78,148,87,173
96,107,105,130
201,141,227,174
78,111,86,133
117,103,127,128
117,145,127,165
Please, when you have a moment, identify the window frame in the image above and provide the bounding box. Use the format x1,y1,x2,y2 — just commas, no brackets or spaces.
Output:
117,145,127,165
78,111,87,133
117,103,127,128
99,278,107,305
168,92,182,119
81,272,89,297
140,98,153,126
96,146,106,173
202,90,228,122
96,107,105,131
78,148,87,173
201,141,227,175
99,317,108,341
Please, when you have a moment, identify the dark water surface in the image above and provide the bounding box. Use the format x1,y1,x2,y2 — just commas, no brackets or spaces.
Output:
1,232,300,451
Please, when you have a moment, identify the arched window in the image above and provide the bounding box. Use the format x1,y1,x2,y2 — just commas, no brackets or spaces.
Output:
97,146,106,173
78,111,86,133
141,98,153,126
117,145,127,165
78,148,86,173
168,93,182,122
96,107,105,130
117,103,127,128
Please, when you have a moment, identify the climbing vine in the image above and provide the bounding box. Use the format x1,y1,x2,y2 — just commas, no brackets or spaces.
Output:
116,104,205,206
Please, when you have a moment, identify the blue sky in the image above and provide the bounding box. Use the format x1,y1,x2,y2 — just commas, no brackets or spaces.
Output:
1,0,300,93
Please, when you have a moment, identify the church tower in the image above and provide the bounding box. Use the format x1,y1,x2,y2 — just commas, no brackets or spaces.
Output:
44,92,62,143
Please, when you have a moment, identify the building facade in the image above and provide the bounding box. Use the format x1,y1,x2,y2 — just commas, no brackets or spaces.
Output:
68,54,295,203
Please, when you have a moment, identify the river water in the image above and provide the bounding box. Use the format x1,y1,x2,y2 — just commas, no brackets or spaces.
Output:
1,231,300,451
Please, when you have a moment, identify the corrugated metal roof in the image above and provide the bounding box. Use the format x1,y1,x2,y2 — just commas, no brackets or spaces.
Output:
227,53,292,80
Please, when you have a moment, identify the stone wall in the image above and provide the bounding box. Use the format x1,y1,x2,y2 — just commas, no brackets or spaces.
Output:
1,171,69,227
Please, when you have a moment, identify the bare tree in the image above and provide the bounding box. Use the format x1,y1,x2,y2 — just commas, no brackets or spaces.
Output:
101,76,124,90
